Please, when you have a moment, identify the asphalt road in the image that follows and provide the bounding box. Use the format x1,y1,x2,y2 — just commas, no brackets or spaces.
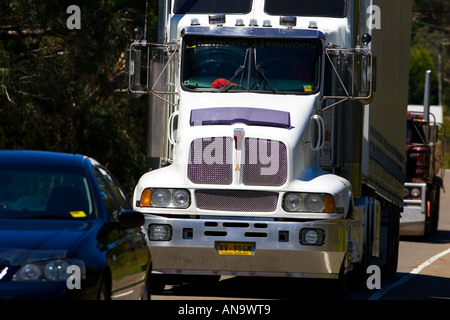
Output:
152,171,450,301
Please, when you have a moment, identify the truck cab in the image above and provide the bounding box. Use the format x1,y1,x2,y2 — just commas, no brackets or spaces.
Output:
401,105,446,237
125,0,412,292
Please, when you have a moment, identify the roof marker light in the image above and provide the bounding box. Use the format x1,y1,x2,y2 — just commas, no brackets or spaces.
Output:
308,21,318,29
191,18,200,26
249,19,258,26
280,16,297,27
235,19,244,26
263,20,272,27
209,14,225,25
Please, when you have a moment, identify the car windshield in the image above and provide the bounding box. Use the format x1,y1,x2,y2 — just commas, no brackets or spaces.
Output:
182,36,321,94
0,165,94,220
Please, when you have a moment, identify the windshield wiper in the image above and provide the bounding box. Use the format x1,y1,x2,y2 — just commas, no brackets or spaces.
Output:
253,49,278,94
220,48,250,92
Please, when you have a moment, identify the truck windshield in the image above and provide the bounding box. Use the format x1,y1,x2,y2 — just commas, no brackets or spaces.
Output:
265,0,347,18
174,0,252,14
182,36,322,94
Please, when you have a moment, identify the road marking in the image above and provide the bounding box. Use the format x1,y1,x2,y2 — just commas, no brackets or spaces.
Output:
369,247,450,300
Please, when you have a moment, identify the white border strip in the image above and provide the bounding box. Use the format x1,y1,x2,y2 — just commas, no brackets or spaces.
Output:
369,247,450,300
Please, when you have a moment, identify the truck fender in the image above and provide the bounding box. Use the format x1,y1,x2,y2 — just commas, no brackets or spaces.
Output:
344,191,354,218
432,176,443,189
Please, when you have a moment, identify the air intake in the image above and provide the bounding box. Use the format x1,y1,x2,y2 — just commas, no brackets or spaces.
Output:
243,138,287,186
196,190,278,212
188,137,233,184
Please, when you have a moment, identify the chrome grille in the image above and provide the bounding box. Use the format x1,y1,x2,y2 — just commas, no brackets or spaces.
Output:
243,138,287,186
188,137,233,184
196,190,278,212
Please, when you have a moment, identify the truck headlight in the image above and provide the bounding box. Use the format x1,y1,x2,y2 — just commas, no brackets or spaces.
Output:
149,224,172,241
404,188,410,197
410,187,420,198
172,189,190,208
12,259,86,282
139,188,191,209
304,194,325,212
283,193,335,213
151,189,171,207
300,228,325,246
284,193,302,211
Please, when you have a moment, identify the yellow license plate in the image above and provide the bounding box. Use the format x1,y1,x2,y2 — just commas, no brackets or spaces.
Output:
216,242,254,256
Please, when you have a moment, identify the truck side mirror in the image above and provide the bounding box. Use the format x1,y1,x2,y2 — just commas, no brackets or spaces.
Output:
356,51,375,104
323,42,375,107
125,47,143,99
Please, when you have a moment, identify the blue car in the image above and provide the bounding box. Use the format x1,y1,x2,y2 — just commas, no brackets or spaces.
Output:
0,150,152,299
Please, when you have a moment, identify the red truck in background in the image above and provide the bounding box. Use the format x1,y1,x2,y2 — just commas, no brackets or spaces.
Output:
401,103,446,237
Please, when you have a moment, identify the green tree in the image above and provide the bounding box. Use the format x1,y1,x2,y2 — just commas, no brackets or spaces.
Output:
411,0,450,109
408,47,439,105
0,0,158,196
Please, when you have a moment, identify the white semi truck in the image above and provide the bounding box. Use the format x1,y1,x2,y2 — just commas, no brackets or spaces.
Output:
125,0,412,293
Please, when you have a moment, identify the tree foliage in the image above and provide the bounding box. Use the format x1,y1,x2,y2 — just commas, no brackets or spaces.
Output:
410,0,450,108
0,0,158,196
408,47,438,105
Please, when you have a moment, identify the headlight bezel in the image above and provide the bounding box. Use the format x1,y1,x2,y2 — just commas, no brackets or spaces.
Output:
12,259,86,282
282,192,335,213
148,224,173,241
300,228,325,246
404,186,422,199
139,188,191,209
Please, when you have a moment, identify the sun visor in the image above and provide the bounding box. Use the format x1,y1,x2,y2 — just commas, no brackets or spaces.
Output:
190,107,291,129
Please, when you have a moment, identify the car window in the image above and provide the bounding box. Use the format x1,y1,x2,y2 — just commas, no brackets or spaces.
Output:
96,167,131,211
93,167,121,221
0,165,94,220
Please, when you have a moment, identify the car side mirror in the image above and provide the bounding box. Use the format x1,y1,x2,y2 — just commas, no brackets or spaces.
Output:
117,210,145,228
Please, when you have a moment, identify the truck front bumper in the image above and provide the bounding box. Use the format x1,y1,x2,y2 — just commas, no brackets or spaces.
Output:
145,215,350,279
400,205,426,236
400,183,427,236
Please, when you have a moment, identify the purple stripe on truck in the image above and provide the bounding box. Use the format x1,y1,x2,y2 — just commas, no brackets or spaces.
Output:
190,107,291,129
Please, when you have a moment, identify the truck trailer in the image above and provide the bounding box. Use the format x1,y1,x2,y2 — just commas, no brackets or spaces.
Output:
125,0,412,293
